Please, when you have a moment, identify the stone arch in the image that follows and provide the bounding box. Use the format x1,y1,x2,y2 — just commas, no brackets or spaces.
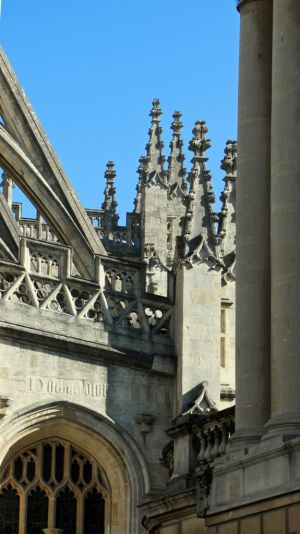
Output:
0,47,107,278
0,401,151,534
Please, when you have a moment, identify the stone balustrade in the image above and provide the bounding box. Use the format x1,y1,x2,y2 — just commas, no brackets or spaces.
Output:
14,206,141,252
18,220,59,243
163,407,235,495
195,408,235,463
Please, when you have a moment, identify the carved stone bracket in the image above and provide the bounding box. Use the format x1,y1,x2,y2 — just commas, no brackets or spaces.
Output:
181,234,221,270
221,251,236,285
160,440,174,479
135,413,155,447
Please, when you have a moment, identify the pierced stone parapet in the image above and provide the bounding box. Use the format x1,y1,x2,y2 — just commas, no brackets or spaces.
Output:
135,414,156,447
0,258,173,340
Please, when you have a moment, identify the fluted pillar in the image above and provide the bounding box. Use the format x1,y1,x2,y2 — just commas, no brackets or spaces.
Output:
232,0,272,446
266,0,300,437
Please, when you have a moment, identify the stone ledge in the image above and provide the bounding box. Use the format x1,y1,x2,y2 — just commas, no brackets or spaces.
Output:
207,436,300,516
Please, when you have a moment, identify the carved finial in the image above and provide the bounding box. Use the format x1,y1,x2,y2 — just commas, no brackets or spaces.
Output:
171,110,183,134
220,139,237,178
180,121,218,259
217,140,237,259
188,120,211,160
150,98,162,122
144,98,166,179
101,161,119,229
168,111,187,189
134,157,147,213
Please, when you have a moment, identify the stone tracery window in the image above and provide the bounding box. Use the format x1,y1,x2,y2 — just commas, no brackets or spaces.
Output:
0,440,108,534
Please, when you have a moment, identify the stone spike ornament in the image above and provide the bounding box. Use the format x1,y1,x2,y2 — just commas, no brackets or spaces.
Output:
168,111,187,189
144,98,167,183
181,121,218,259
101,161,119,229
217,140,237,258
133,157,147,213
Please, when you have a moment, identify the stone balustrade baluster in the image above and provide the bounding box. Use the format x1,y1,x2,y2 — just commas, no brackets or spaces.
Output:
204,430,213,461
197,432,207,462
219,424,229,456
211,426,221,458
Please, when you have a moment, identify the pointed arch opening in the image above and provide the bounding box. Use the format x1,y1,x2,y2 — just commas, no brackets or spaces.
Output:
0,439,109,534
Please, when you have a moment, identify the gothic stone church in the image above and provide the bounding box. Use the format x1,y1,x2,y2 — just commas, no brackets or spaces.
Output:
3,0,300,532
0,40,236,534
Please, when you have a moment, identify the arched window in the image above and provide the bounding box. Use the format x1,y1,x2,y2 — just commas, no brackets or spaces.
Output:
0,440,109,534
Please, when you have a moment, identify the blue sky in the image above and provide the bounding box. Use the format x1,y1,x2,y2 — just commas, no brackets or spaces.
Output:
0,1,239,223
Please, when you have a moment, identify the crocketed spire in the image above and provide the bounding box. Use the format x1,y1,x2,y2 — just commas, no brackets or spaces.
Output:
133,156,147,213
168,111,187,190
181,121,218,255
101,161,119,229
144,98,166,178
217,140,237,256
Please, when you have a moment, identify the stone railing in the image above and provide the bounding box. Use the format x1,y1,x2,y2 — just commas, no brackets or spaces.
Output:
195,407,235,463
163,406,235,498
96,227,141,253
0,261,173,339
18,220,59,243
11,203,141,253
87,209,141,253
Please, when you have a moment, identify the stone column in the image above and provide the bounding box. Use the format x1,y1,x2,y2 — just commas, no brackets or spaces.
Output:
266,0,300,437
232,0,273,446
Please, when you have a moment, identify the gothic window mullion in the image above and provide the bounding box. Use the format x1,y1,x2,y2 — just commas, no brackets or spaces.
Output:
64,443,71,483
19,489,27,534
77,491,84,534
0,439,107,534
51,443,56,485
48,494,56,531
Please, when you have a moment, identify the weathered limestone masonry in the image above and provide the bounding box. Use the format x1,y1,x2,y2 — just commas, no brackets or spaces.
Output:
0,46,236,533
